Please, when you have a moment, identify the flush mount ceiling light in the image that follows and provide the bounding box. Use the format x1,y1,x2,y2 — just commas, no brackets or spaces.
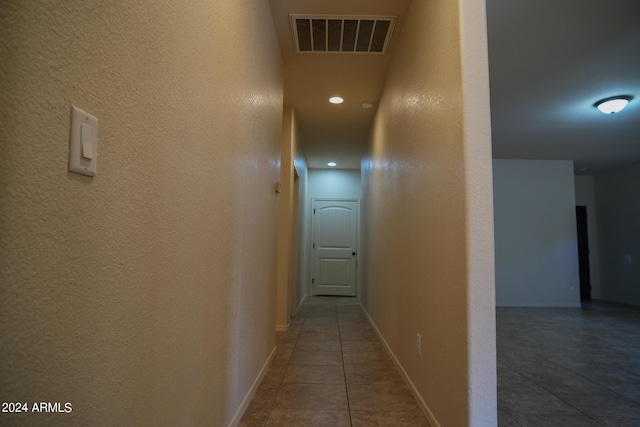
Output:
594,95,633,114
361,102,374,109
327,162,337,167
329,96,344,104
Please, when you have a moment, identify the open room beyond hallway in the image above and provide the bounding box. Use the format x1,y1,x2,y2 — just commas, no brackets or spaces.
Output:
497,302,640,426
240,297,429,426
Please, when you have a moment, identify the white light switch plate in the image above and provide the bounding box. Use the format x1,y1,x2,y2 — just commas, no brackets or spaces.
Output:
69,106,98,177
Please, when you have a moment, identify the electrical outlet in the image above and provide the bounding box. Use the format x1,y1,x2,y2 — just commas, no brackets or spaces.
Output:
416,333,422,356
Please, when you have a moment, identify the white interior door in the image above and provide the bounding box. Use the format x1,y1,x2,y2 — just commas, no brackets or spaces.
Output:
311,199,358,296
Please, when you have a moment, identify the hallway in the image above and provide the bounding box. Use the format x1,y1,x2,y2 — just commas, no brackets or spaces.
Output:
0,1,496,424
241,298,640,426
240,297,429,426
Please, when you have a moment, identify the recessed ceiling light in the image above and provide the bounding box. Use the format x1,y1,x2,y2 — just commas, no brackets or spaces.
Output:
327,162,337,167
594,95,633,114
329,96,344,104
361,102,374,109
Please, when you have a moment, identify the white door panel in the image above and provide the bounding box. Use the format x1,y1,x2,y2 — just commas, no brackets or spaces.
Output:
312,200,358,296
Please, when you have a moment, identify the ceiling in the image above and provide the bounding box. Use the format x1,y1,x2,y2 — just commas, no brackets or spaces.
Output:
268,0,640,173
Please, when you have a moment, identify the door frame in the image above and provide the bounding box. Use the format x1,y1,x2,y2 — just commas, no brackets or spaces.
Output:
289,168,301,315
309,197,361,297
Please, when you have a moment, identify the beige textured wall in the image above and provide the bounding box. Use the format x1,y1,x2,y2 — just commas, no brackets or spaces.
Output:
361,0,496,425
459,0,497,424
276,107,309,327
292,115,309,315
277,108,308,321
0,1,282,426
276,108,294,329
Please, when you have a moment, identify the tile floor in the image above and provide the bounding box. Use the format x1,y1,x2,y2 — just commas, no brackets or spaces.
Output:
241,298,640,426
240,296,429,426
497,301,640,426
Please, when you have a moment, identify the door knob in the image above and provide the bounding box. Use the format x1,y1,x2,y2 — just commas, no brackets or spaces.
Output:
352,252,356,256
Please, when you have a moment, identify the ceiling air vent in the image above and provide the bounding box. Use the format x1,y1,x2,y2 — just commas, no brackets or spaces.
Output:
291,14,396,54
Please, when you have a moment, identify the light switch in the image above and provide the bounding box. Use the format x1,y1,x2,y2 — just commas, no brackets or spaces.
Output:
69,106,98,176
81,124,94,160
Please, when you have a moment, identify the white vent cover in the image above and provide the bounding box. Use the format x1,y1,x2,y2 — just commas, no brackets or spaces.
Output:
291,14,397,54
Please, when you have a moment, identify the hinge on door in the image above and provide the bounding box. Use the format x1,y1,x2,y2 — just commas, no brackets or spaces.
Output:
313,243,315,249
312,278,315,284
313,208,316,214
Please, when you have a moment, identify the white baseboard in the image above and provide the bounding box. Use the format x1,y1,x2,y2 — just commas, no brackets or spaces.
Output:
361,305,441,427
594,298,640,308
496,302,581,308
227,345,277,427
277,295,307,331
294,294,307,316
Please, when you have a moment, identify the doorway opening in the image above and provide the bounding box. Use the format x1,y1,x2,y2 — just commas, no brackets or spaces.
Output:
576,205,591,300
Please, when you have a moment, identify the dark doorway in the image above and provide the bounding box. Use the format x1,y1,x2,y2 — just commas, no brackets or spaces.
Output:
576,206,591,300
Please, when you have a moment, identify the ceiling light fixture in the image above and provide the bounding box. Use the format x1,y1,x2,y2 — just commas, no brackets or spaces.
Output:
361,102,374,109
329,96,344,104
594,95,633,114
327,162,337,167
